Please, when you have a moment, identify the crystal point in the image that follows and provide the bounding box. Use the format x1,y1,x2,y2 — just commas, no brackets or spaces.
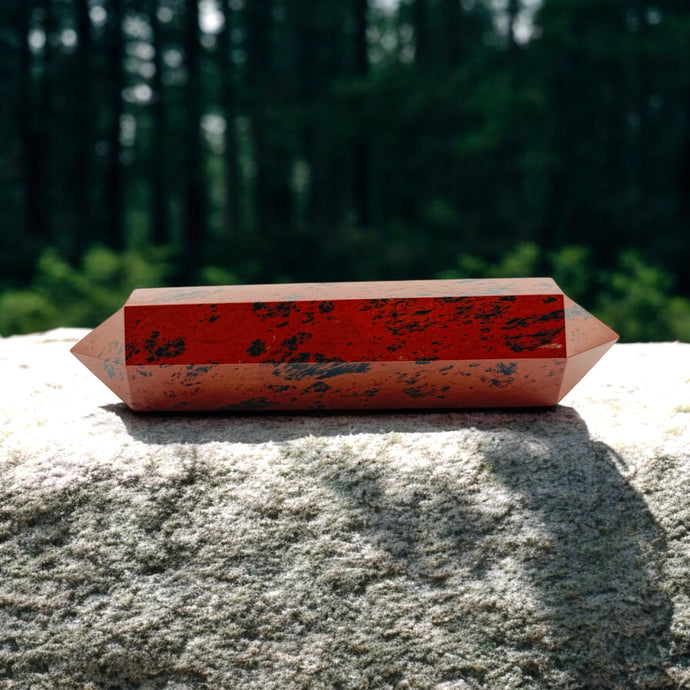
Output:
71,307,134,407
71,279,618,411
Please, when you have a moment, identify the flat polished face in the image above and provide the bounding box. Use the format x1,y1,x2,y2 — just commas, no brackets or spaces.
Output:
125,278,564,305
71,279,618,412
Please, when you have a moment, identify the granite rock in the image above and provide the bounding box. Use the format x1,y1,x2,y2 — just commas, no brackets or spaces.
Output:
0,330,689,689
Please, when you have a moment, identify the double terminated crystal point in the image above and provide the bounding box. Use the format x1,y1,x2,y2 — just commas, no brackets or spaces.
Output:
71,278,618,412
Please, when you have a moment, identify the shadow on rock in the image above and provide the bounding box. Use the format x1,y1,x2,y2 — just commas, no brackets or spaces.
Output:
104,401,583,446
297,406,673,688
478,411,673,688
107,402,673,687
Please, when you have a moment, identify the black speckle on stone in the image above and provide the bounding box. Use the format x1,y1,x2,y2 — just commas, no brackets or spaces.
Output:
359,298,387,312
307,381,330,393
144,330,186,362
103,361,116,380
185,365,212,378
385,320,422,336
440,365,454,372
497,362,517,376
404,386,432,398
313,353,344,362
280,361,371,381
247,339,266,357
217,397,278,411
209,314,221,323
543,296,558,303
505,325,565,353
126,342,142,360
318,301,335,313
499,295,517,301
281,332,312,352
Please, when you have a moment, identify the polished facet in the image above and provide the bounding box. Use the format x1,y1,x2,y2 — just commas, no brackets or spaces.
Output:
71,278,618,411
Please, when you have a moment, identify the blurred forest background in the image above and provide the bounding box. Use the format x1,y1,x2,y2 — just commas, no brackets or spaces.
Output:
1,0,689,340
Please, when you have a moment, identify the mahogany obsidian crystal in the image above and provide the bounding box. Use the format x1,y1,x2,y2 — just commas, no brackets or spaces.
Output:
71,278,618,411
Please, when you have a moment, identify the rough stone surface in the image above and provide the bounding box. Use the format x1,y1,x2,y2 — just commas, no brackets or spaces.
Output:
0,329,689,689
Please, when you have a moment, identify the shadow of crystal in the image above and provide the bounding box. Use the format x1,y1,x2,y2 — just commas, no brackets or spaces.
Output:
106,402,673,687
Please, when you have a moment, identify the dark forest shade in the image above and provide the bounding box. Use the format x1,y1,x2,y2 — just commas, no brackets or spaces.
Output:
104,0,126,251
0,0,689,300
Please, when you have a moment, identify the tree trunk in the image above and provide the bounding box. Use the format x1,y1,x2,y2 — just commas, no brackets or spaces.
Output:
73,0,92,257
441,0,462,69
181,0,207,279
245,0,293,265
353,0,370,226
678,30,690,291
18,0,50,248
244,0,273,237
218,0,241,238
150,0,169,245
507,0,520,56
104,0,125,250
412,0,430,69
11,0,45,281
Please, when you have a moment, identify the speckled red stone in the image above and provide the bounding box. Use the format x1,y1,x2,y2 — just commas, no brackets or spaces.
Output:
71,278,618,411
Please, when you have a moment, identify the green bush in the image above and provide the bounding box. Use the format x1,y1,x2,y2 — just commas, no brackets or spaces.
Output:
1,242,688,342
0,245,173,336
0,291,60,335
438,242,689,342
596,251,690,343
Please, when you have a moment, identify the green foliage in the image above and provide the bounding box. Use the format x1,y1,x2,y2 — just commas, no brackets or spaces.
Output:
199,265,240,286
666,298,690,343
0,246,173,336
596,251,690,343
438,242,690,343
0,291,59,336
438,242,541,280
2,0,690,343
549,245,596,304
1,242,688,343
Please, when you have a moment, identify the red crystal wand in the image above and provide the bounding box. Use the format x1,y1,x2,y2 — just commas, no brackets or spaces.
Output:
71,278,618,411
